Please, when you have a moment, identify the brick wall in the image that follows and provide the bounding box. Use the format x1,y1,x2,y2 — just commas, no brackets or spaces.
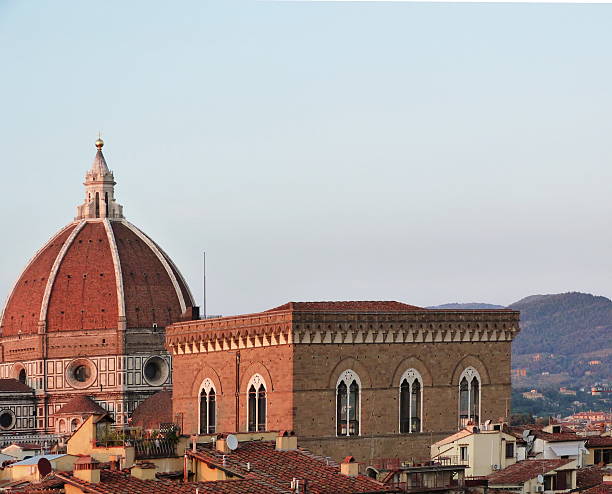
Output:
172,346,294,435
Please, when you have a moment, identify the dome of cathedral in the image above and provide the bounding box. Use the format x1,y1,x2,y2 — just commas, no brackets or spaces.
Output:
0,140,195,337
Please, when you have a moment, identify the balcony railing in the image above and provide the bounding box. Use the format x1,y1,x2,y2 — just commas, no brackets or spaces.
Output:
134,438,177,459
404,477,465,491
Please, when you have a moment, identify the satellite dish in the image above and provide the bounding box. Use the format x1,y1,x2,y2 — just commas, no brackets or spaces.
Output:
37,458,52,478
484,420,491,425
522,430,531,440
226,434,239,451
537,474,544,484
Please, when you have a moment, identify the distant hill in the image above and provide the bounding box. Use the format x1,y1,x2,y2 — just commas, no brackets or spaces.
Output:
509,292,612,356
427,302,506,310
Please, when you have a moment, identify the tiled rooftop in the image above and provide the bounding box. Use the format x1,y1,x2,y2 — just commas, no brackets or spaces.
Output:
130,390,172,430
0,379,32,393
187,440,397,493
487,459,573,485
55,395,107,416
587,436,612,448
577,465,611,490
57,471,283,494
266,301,424,312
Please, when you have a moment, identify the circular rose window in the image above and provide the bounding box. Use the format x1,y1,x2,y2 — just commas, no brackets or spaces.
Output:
142,356,169,386
66,359,97,389
0,410,16,431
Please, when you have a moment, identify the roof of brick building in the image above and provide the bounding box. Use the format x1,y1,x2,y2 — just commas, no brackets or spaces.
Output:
582,482,612,494
577,466,611,490
187,440,398,493
587,436,612,448
130,390,173,430
54,395,107,416
0,379,33,393
54,459,399,494
266,301,424,312
506,425,581,443
487,459,574,486
57,470,287,494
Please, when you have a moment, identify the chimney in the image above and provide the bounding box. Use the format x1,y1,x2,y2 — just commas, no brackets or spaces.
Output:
216,436,230,454
131,461,157,480
73,456,101,484
108,455,122,471
276,430,298,451
340,456,359,477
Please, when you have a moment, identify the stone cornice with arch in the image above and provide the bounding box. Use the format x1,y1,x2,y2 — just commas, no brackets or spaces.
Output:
390,356,433,388
190,365,223,397
450,355,491,386
326,357,372,389
239,361,274,394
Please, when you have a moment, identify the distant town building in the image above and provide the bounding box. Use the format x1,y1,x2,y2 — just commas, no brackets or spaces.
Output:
523,390,544,400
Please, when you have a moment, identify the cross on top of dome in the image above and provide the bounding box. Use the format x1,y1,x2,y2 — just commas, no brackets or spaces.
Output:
75,137,124,220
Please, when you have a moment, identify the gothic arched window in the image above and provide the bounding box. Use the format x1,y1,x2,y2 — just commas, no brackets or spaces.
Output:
336,370,361,436
399,368,423,433
247,374,266,432
199,378,216,434
459,367,481,427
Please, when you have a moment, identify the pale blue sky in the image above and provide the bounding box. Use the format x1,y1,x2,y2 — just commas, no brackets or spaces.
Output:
1,0,611,316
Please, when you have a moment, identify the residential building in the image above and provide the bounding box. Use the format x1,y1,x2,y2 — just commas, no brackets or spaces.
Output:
431,424,518,477
486,459,577,494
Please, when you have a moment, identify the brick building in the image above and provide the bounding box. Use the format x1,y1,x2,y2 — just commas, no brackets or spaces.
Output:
0,138,197,438
167,301,520,462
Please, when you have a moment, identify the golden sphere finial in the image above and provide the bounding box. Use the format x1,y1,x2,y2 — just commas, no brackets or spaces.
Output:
95,136,104,150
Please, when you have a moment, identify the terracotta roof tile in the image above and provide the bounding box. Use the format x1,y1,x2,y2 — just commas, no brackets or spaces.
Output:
54,396,106,416
587,436,612,448
187,440,398,493
487,460,573,486
0,379,33,393
266,301,424,312
130,391,173,430
577,466,610,490
582,484,612,494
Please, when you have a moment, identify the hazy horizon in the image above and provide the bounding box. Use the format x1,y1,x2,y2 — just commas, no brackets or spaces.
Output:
1,1,611,317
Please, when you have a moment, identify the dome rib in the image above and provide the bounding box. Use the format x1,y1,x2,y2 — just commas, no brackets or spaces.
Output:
103,219,127,328
122,221,187,314
0,223,77,334
39,221,86,327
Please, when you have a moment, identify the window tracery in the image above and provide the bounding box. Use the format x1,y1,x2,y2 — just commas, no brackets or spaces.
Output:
199,378,216,434
247,374,266,432
459,367,481,427
399,368,423,433
336,370,361,436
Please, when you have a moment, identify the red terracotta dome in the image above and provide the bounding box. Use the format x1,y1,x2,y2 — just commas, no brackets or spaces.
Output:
0,140,195,337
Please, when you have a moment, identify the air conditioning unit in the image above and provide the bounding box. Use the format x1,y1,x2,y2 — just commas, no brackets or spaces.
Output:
536,485,544,492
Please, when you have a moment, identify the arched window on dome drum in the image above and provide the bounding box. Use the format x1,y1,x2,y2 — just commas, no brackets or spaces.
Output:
198,379,216,434
18,369,26,385
459,367,481,427
247,374,266,432
336,370,360,436
399,369,423,434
